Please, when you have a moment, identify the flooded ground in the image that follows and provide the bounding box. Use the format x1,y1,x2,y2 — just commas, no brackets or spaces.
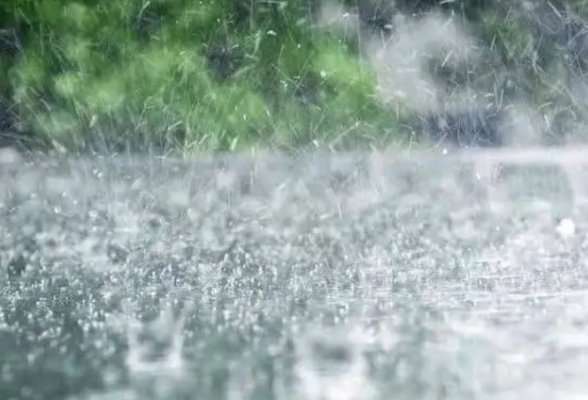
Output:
1,148,588,400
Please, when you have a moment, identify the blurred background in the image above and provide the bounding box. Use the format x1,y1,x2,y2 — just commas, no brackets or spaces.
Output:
2,0,588,154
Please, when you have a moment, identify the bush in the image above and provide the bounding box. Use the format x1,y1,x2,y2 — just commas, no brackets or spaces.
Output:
3,0,588,153
1,0,401,154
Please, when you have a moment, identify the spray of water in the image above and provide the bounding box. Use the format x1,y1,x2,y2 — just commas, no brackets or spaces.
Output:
319,0,588,148
5,3,588,400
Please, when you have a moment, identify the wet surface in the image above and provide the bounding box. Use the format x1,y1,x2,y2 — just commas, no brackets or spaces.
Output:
1,150,588,400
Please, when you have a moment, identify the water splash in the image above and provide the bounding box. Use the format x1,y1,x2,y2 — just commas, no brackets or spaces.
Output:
124,303,187,377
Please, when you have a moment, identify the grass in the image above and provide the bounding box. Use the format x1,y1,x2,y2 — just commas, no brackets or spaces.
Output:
3,0,588,153
1,0,403,154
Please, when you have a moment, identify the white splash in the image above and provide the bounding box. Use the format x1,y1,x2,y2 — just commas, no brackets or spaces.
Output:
293,324,376,400
125,303,188,378
556,218,576,239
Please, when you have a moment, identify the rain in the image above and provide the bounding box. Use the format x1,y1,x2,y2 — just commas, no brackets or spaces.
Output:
2,1,588,399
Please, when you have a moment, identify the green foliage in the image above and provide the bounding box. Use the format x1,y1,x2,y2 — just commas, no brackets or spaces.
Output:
1,0,398,153
4,0,588,152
